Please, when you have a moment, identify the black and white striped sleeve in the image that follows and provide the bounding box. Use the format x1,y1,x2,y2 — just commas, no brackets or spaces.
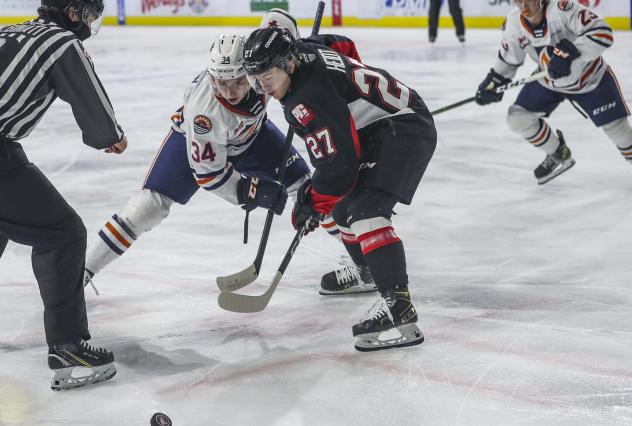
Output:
49,40,124,150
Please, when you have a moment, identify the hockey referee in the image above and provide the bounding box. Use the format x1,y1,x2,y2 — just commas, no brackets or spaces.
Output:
0,0,126,390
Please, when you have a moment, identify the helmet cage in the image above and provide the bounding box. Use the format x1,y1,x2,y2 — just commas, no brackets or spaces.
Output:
64,0,104,34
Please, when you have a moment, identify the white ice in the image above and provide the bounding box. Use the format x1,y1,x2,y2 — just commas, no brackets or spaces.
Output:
1,25,632,426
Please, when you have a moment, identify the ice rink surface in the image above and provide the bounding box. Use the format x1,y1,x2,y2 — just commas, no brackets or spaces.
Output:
1,24,632,426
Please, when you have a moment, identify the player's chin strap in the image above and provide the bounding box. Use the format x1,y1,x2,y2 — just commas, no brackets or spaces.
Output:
430,70,548,116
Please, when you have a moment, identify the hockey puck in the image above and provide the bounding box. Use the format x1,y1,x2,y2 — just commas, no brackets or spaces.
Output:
150,412,172,426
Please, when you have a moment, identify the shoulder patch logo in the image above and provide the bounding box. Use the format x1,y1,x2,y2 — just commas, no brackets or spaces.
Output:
193,115,212,134
291,104,315,127
558,0,574,11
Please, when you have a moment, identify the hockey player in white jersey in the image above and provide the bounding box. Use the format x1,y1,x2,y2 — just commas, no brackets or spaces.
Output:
83,34,310,288
475,0,631,184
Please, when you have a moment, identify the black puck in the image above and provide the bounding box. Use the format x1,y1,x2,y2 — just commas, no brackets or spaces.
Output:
150,412,172,426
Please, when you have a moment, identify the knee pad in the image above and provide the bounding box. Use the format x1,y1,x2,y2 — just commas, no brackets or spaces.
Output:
602,117,632,150
118,189,174,235
506,105,541,136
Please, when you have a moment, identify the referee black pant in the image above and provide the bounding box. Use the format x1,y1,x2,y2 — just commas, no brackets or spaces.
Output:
0,138,90,345
428,0,465,39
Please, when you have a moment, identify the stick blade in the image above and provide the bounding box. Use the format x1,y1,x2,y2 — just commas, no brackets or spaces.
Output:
217,271,283,313
216,264,258,292
217,290,269,313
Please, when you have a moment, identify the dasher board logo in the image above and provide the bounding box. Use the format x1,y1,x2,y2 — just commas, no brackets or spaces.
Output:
194,115,212,134
189,0,208,14
250,0,289,12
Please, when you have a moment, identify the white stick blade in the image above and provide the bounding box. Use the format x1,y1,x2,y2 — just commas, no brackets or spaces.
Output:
216,264,258,292
217,291,269,313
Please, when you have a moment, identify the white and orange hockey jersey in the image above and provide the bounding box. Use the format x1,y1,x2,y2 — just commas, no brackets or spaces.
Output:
170,71,267,204
493,0,613,94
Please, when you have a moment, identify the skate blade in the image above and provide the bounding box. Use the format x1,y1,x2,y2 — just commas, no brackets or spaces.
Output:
537,158,576,185
51,363,117,391
319,282,377,296
354,323,424,352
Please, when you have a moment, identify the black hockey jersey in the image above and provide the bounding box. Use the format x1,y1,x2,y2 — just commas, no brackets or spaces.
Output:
281,41,430,214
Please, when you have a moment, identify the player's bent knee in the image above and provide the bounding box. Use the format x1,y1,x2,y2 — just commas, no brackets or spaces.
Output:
506,105,540,134
602,117,632,149
118,189,175,235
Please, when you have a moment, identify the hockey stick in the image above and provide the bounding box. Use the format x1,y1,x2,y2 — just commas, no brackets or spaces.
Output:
218,223,308,313
215,1,326,292
430,70,548,116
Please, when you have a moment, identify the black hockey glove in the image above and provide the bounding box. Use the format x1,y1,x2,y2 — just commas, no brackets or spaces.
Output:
291,180,324,235
475,69,512,106
547,39,581,80
237,176,288,215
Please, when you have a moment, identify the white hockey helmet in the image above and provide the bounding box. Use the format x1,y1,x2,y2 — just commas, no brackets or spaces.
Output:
259,8,300,39
208,34,246,80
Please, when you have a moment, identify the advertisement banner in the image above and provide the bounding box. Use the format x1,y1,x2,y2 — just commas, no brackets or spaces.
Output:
1,0,629,28
345,0,628,19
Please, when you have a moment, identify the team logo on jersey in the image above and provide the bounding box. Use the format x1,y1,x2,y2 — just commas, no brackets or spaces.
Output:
558,0,574,11
193,115,212,134
292,104,315,126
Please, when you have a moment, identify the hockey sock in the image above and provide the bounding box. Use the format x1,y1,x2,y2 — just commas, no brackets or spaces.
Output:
320,214,341,242
507,105,560,154
354,225,408,293
338,225,367,267
602,118,632,164
85,214,137,274
526,118,560,154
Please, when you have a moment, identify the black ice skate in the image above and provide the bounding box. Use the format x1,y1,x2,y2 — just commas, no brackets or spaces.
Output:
352,288,424,352
534,130,576,185
319,264,377,295
48,340,116,391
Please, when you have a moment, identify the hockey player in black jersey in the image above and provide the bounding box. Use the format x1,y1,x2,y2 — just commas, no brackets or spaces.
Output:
0,0,124,390
243,27,437,351
261,10,376,296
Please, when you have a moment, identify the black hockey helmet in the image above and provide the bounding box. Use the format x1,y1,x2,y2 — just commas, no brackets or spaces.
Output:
41,0,104,16
40,0,104,39
243,27,296,76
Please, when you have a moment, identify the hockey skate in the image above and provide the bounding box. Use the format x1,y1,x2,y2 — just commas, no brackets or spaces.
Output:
352,288,424,352
320,264,377,295
534,131,575,185
48,340,116,391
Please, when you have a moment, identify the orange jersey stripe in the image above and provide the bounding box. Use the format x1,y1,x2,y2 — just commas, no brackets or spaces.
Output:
196,176,216,185
105,222,131,248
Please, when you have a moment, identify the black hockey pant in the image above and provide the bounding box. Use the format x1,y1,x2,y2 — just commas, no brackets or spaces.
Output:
0,139,90,345
428,0,465,39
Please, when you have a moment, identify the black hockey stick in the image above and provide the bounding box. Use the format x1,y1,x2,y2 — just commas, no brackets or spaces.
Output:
216,0,326,292
218,223,309,313
430,71,548,116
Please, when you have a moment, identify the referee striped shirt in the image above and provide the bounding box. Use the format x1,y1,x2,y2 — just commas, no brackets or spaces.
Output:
0,18,123,148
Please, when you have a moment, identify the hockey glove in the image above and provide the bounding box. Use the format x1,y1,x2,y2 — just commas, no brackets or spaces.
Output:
237,176,288,215
291,180,324,235
475,69,512,106
547,39,581,80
